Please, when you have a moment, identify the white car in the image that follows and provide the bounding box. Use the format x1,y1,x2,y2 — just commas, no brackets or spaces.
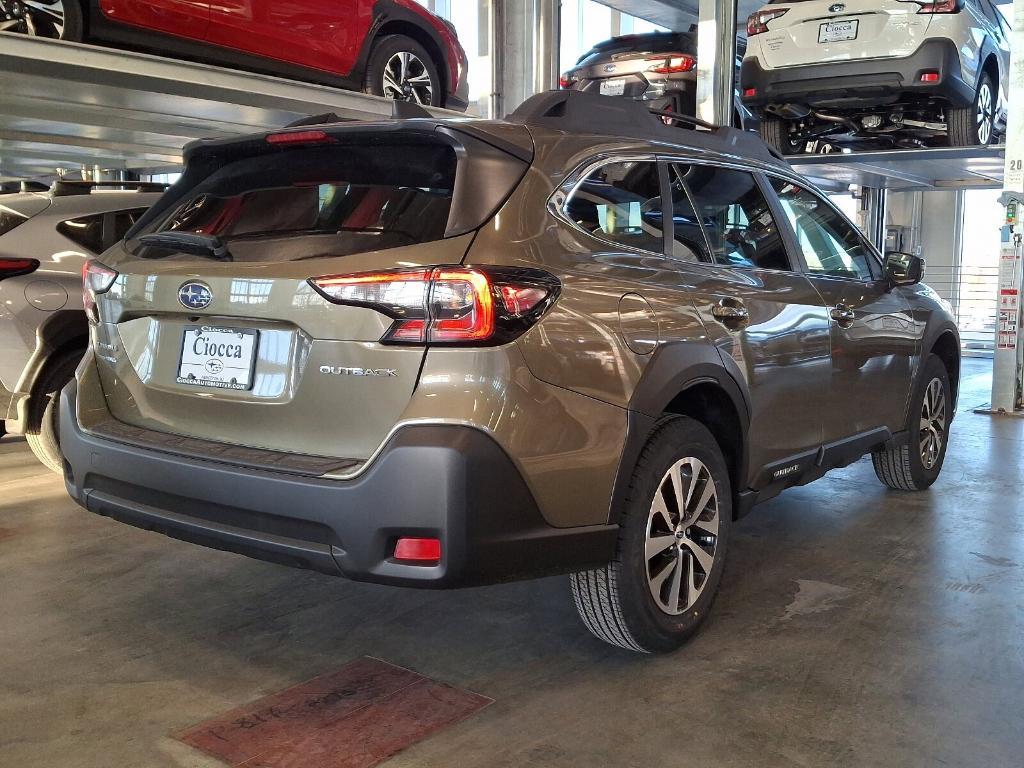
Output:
740,0,1010,153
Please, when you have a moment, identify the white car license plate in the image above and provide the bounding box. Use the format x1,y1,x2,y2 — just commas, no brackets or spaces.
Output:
819,20,858,43
600,78,626,97
177,326,258,391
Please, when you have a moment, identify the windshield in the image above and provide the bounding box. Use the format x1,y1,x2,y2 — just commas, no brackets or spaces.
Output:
129,142,457,262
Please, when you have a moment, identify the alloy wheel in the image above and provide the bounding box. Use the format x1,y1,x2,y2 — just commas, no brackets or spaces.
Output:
919,377,947,470
645,457,720,616
0,0,65,38
382,51,433,105
977,83,994,145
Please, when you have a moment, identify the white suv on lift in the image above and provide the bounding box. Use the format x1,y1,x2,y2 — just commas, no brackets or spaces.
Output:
741,0,1011,154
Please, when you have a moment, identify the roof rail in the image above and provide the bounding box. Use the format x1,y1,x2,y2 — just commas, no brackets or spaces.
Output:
508,90,785,167
49,180,170,197
0,180,49,194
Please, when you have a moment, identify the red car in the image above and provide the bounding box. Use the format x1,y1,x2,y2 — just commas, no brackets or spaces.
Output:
2,0,470,110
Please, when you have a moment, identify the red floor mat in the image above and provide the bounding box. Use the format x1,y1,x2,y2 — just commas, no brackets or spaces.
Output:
176,656,491,768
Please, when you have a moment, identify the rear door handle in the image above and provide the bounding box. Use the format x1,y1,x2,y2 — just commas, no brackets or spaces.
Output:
830,304,856,326
712,300,749,324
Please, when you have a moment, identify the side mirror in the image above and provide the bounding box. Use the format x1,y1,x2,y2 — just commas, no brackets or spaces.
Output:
884,251,925,287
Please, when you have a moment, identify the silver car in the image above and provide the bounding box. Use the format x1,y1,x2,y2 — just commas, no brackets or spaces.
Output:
0,182,163,471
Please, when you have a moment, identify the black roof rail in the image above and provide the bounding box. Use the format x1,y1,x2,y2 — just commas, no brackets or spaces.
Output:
49,180,170,197
508,90,785,167
390,100,435,120
283,112,350,128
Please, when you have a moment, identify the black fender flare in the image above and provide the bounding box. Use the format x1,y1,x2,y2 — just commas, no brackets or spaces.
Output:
918,316,961,415
606,343,752,525
361,1,453,98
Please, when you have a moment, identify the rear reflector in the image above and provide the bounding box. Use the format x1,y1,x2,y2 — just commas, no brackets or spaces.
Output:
394,537,442,563
743,87,758,98
0,258,39,281
919,72,941,83
265,129,335,145
309,265,560,346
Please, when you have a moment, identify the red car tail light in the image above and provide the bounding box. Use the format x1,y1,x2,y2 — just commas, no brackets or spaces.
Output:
394,537,442,563
82,259,118,317
559,72,578,89
646,54,697,75
0,258,39,282
309,266,560,346
265,129,335,146
899,0,963,12
747,8,788,35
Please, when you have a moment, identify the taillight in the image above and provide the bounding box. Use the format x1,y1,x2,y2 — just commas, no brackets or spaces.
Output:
309,266,559,346
0,258,39,282
899,0,963,11
82,259,118,318
646,54,696,75
559,72,577,89
747,8,788,35
265,129,335,145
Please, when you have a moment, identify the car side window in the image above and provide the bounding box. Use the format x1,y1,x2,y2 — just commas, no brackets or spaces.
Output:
112,208,148,244
679,165,792,271
770,178,879,281
56,213,105,254
564,161,664,253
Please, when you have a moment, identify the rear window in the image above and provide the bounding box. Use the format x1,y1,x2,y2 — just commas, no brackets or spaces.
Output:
130,143,457,262
0,206,28,237
577,32,695,64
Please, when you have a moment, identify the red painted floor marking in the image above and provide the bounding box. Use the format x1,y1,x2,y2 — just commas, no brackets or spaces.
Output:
176,656,491,768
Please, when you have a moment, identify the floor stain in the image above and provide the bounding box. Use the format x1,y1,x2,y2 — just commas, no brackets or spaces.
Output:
970,552,1019,568
781,580,853,621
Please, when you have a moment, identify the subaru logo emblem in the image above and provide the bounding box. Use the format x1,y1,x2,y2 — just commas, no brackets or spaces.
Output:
829,3,845,11
604,64,616,73
178,281,213,310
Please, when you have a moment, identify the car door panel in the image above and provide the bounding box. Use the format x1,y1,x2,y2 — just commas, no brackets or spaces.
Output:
666,162,833,486
101,0,209,39
206,0,370,75
768,177,916,442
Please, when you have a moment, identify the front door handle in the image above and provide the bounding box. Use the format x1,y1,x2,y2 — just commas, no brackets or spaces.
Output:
712,301,749,324
830,304,856,327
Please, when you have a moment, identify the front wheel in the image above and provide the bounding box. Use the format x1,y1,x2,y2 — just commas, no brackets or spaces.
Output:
872,353,951,491
571,417,732,653
948,73,996,147
363,34,442,107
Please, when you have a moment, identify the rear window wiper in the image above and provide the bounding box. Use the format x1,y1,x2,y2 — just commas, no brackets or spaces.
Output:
138,232,232,261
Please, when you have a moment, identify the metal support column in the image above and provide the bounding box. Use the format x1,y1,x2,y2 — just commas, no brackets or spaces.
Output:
989,0,1024,413
695,0,737,127
534,0,560,95
858,187,887,251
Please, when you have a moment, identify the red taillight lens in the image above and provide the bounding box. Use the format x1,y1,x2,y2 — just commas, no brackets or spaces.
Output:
0,258,39,281
394,537,441,563
747,8,788,35
899,0,963,12
82,259,118,317
559,72,577,89
309,266,559,346
265,129,335,145
646,54,696,75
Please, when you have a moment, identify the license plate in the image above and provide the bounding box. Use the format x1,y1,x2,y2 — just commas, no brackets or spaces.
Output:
819,20,858,43
177,326,258,391
600,78,626,97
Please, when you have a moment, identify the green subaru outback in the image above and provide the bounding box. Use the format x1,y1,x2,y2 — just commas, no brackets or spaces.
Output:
61,92,959,652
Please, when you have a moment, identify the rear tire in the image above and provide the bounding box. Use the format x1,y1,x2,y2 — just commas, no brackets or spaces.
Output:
872,354,951,491
759,115,806,155
571,417,732,653
948,72,995,147
25,350,82,474
363,34,443,108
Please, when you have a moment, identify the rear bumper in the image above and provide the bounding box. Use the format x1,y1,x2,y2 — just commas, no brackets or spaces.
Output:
60,380,617,588
741,39,975,112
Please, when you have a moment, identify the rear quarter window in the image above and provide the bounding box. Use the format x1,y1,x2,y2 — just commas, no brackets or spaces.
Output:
0,206,28,237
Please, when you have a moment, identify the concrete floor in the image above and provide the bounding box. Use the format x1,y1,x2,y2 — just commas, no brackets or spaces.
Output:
1,358,1022,767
